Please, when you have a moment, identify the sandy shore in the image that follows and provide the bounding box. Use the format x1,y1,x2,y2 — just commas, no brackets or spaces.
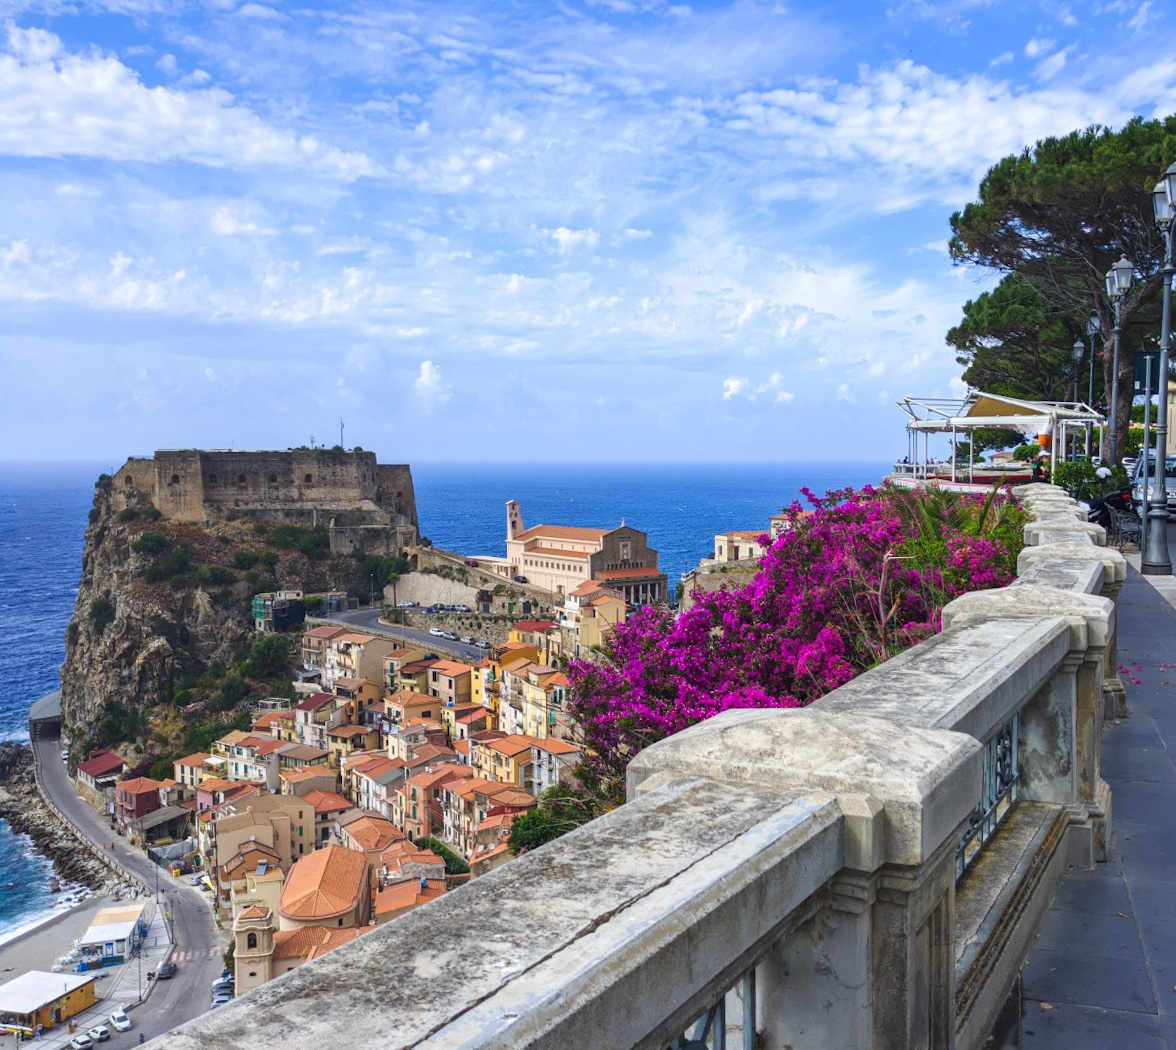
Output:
0,893,116,978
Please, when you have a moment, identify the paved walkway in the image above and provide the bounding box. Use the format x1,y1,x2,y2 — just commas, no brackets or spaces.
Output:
1019,555,1176,1047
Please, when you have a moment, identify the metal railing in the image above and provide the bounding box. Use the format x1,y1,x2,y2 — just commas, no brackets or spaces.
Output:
666,970,756,1050
956,715,1019,879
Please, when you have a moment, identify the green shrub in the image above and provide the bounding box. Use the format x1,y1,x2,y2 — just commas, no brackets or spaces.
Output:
192,565,236,587
95,474,112,490
66,621,79,647
149,755,177,781
117,508,139,522
304,595,324,612
132,531,171,557
267,525,330,556
88,508,100,524
141,506,162,521
415,836,470,875
162,545,192,577
233,550,260,570
1013,443,1042,462
242,634,290,679
88,595,116,635
260,550,279,572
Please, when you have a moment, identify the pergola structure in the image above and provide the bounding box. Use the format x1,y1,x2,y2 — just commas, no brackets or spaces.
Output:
895,391,1106,483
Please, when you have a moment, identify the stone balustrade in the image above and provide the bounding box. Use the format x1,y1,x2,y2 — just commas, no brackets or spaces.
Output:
164,483,1121,1050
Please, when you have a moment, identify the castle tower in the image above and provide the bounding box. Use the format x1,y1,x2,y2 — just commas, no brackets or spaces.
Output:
233,906,276,992
506,500,524,541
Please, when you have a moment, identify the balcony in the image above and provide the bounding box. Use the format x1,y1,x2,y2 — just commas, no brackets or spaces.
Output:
162,485,1135,1050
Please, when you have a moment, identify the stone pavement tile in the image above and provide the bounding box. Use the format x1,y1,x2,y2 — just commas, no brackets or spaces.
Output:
1110,778,1176,825
1048,865,1132,915
1139,917,1176,966
1117,821,1176,860
1022,947,1156,1013
1031,906,1145,960
1020,1001,1164,1049
1128,875,1176,926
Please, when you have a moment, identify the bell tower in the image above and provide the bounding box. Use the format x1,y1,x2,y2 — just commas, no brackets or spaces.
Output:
506,500,524,541
233,906,275,992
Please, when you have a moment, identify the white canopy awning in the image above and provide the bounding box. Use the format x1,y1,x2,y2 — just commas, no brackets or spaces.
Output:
897,392,1105,437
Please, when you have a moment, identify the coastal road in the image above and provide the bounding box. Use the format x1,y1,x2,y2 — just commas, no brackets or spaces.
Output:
320,608,493,664
32,735,227,1039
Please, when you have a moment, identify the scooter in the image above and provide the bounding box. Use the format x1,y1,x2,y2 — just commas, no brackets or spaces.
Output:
1087,486,1137,531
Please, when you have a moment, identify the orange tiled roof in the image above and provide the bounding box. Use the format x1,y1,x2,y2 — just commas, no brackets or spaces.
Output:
513,524,608,542
174,752,211,768
484,734,536,758
303,626,347,640
272,923,372,960
429,660,473,676
374,878,446,915
236,905,270,921
282,765,334,782
510,620,557,634
345,816,403,852
116,776,162,795
279,843,370,921
531,738,580,755
302,790,353,814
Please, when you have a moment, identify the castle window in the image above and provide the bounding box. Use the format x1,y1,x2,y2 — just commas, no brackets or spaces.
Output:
237,473,246,484
247,932,258,949
170,474,180,485
268,473,278,483
304,474,313,484
124,476,134,486
209,475,218,485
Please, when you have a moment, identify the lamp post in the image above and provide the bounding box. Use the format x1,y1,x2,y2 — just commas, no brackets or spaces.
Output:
1086,312,1100,457
1105,254,1134,466
1068,339,1085,459
1142,173,1175,575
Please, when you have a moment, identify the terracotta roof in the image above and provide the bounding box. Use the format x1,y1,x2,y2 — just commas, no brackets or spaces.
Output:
594,567,665,580
236,905,270,921
303,626,346,639
374,878,445,915
345,816,403,852
522,545,592,559
296,692,335,712
410,743,454,765
569,579,613,598
453,739,470,757
484,785,536,808
273,924,372,960
477,812,517,831
470,841,512,865
470,729,508,742
532,738,580,755
514,524,609,542
278,744,330,762
279,843,370,921
252,711,293,728
334,676,373,689
389,689,436,705
510,620,557,634
302,790,353,814
328,724,374,739
116,776,162,795
332,632,378,645
429,660,472,676
397,660,439,675
174,752,211,767
78,751,126,777
588,594,625,607
456,708,488,725
281,765,334,782
720,530,767,541
484,734,536,758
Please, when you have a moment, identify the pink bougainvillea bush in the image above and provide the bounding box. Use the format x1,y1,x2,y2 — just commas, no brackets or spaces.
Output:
567,484,1026,810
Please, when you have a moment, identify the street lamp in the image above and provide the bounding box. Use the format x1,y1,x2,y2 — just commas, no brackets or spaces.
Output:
1105,254,1134,465
1141,172,1175,575
1085,312,1100,457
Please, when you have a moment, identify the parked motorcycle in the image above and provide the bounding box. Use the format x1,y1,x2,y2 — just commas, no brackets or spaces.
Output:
1087,486,1137,531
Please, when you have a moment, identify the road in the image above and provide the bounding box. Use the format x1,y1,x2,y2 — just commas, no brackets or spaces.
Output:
33,734,228,1040
322,608,495,664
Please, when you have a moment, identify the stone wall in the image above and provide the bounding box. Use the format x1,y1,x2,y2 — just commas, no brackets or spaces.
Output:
156,483,1121,1050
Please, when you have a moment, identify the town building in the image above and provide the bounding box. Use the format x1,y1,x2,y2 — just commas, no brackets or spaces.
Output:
503,501,667,604
374,878,445,924
113,777,163,834
0,972,98,1032
277,843,374,931
232,906,374,994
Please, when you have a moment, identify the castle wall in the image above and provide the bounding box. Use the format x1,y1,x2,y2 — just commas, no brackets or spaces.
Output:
109,451,420,548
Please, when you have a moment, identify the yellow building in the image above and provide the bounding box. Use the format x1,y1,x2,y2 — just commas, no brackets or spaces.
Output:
0,972,97,1032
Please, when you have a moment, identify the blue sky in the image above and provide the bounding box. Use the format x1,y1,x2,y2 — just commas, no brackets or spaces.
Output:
2,0,1174,462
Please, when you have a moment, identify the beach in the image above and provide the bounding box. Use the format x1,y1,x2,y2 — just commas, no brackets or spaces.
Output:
0,893,114,980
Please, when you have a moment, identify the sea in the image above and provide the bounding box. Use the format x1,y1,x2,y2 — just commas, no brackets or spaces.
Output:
0,458,890,943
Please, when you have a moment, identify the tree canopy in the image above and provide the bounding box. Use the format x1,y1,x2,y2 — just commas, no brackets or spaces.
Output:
948,117,1175,452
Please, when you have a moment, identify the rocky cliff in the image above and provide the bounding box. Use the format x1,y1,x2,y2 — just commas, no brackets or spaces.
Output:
59,473,395,740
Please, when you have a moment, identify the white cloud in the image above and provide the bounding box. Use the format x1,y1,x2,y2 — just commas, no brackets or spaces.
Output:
1024,38,1055,58
413,360,450,411
548,227,600,253
0,25,381,180
836,383,855,402
722,375,748,400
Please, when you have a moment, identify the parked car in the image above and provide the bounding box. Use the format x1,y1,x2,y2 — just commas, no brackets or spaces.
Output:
398,601,416,608
475,640,491,649
88,1025,110,1043
426,604,442,614
212,978,235,992
453,604,470,612
61,748,69,761
428,627,445,637
211,992,234,1005
459,635,474,644
514,576,528,584
439,631,457,641
70,1035,93,1050
156,962,177,979
108,1010,132,1032
188,872,204,885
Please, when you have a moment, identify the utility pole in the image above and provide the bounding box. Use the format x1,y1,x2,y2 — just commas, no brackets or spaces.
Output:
339,418,345,447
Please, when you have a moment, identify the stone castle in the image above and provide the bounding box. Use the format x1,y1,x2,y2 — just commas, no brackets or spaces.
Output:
111,449,419,553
